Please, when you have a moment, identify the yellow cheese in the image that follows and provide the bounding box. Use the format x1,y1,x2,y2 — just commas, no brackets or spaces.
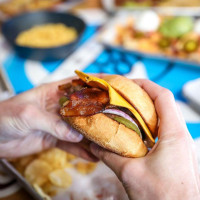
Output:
75,70,155,143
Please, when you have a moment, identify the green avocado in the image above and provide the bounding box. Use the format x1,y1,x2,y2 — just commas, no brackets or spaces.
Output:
159,17,194,38
59,96,69,106
113,116,142,138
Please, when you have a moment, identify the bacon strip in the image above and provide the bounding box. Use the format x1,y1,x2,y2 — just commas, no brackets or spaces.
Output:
58,79,87,96
60,88,109,117
71,79,86,87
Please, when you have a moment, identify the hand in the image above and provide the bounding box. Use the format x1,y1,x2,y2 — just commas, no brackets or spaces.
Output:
0,78,96,161
90,79,200,200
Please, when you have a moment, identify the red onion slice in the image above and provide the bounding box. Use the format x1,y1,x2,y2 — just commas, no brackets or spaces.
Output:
103,109,139,129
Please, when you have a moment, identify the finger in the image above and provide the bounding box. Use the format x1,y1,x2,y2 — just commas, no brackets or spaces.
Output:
90,143,130,178
22,105,83,142
176,103,196,144
175,102,187,127
0,132,57,158
57,140,99,162
133,79,187,138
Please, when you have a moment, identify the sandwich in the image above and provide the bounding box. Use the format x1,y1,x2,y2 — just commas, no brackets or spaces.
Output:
59,70,158,158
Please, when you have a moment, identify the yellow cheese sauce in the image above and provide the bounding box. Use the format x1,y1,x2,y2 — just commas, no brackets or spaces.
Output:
16,23,77,48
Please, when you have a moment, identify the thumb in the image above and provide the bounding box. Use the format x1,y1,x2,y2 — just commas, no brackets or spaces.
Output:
90,143,130,178
24,105,83,142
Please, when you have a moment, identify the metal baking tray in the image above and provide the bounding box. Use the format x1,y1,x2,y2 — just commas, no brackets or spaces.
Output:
0,159,43,200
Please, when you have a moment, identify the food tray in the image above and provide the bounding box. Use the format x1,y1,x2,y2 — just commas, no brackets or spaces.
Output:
98,9,200,68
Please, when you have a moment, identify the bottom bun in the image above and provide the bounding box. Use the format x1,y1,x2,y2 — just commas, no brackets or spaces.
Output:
64,113,148,157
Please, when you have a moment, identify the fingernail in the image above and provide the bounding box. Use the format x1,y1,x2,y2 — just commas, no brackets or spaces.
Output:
68,127,83,142
56,121,83,142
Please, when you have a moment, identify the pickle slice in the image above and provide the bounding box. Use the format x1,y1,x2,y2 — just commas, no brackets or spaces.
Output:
113,116,142,138
59,96,69,106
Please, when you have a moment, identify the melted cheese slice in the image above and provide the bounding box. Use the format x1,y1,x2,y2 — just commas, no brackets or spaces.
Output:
75,70,155,143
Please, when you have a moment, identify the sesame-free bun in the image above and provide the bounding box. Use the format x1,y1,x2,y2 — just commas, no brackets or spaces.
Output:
61,75,158,158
